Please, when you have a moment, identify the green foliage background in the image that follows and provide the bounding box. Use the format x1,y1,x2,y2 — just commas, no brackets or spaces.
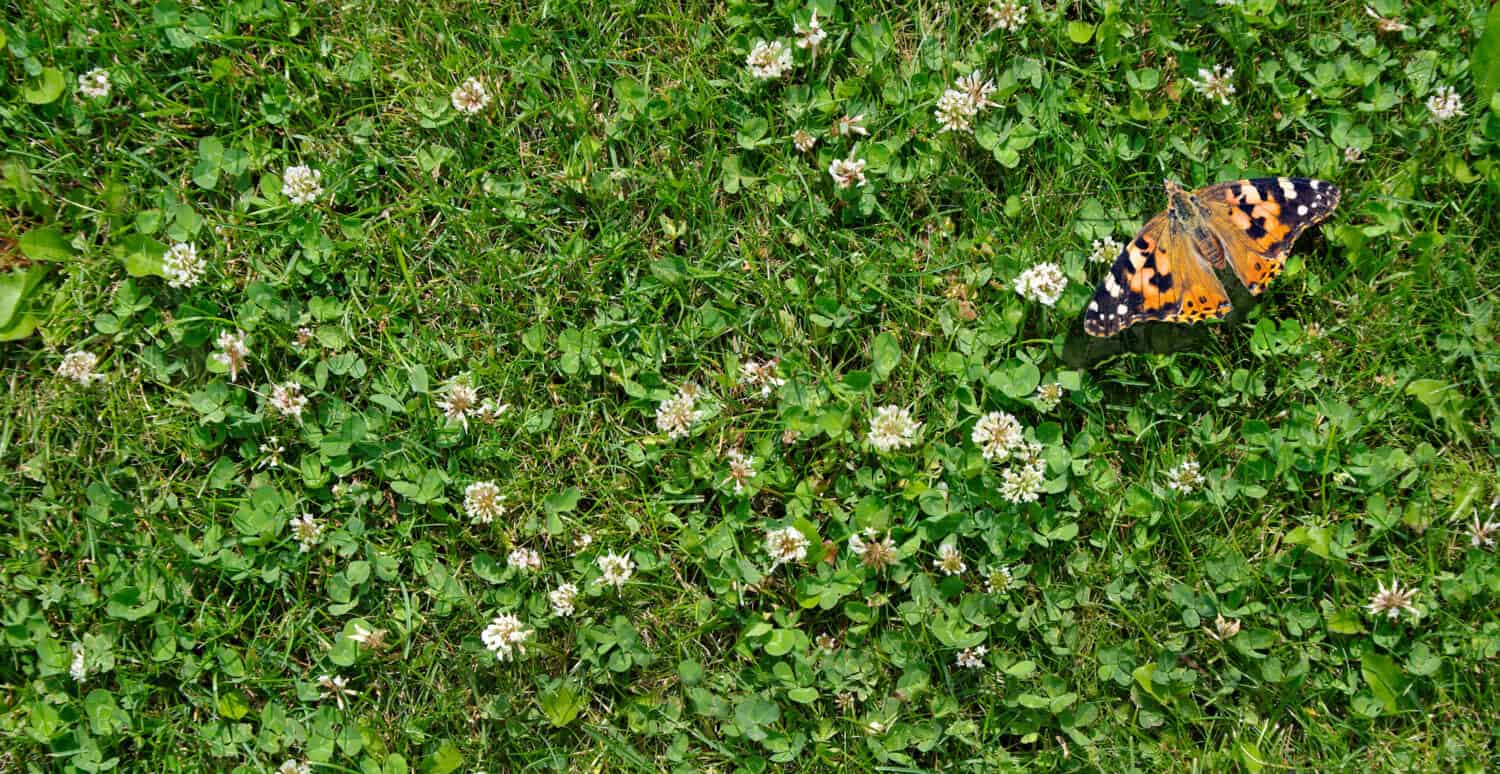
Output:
2,0,1499,771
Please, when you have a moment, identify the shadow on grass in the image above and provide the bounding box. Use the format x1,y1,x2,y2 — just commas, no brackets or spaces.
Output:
1062,283,1259,368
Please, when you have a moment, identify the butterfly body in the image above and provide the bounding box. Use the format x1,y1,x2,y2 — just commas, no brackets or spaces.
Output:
1083,177,1340,337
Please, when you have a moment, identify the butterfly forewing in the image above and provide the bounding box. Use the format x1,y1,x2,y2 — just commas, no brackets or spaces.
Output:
1194,177,1340,294
1082,214,1232,337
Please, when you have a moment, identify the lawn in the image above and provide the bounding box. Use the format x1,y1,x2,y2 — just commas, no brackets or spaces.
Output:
3,0,1499,771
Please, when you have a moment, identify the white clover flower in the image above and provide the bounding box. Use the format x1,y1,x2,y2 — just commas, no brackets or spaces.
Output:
1189,65,1236,106
984,565,1013,593
1034,382,1064,412
213,330,249,382
794,11,828,51
1343,147,1364,164
868,405,920,452
281,165,324,205
1166,459,1206,494
934,542,966,576
739,358,786,398
1013,262,1068,306
480,613,534,661
463,481,506,524
290,512,325,552
848,528,898,570
77,68,111,99
162,242,205,288
955,71,998,111
438,375,480,431
792,129,818,152
833,114,869,138
746,40,793,80
596,551,636,588
450,76,491,114
1365,5,1408,33
58,351,105,385
1089,235,1123,264
934,89,978,134
999,459,1045,504
316,674,358,709
765,525,810,568
268,381,309,422
475,399,511,424
935,71,997,134
724,448,757,494
956,645,988,669
277,760,312,774
549,583,579,617
348,623,387,650
507,547,542,572
972,411,1023,461
1366,578,1421,621
1469,499,1499,549
1471,520,1500,549
258,437,285,469
828,156,868,189
1426,85,1465,123
1204,614,1241,641
573,532,594,553
655,385,703,439
69,642,87,682
986,0,1027,31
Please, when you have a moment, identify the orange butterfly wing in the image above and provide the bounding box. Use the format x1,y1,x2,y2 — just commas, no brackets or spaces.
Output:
1083,213,1232,337
1195,177,1340,294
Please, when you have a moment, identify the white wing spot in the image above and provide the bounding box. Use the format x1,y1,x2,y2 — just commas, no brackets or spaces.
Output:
1116,304,1128,316
1297,205,1308,216
1088,301,1099,311
1280,179,1298,200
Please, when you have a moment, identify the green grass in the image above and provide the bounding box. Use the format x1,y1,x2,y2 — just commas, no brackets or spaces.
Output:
3,0,1499,771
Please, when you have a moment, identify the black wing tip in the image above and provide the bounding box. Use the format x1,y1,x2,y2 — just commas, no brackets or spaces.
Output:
1084,303,1150,337
1083,297,1120,337
1285,177,1342,211
1321,182,1342,214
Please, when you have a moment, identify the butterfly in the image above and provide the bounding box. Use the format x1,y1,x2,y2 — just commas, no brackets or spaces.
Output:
1083,177,1340,337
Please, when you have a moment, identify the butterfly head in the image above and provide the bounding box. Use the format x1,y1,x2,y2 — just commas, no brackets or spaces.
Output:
1163,179,1197,222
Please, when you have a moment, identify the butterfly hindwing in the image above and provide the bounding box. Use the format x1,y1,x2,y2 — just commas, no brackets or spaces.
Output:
1083,214,1231,336
1159,240,1234,327
1196,177,1340,294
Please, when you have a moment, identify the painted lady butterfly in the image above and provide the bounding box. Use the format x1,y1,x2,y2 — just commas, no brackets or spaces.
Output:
1084,178,1340,337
